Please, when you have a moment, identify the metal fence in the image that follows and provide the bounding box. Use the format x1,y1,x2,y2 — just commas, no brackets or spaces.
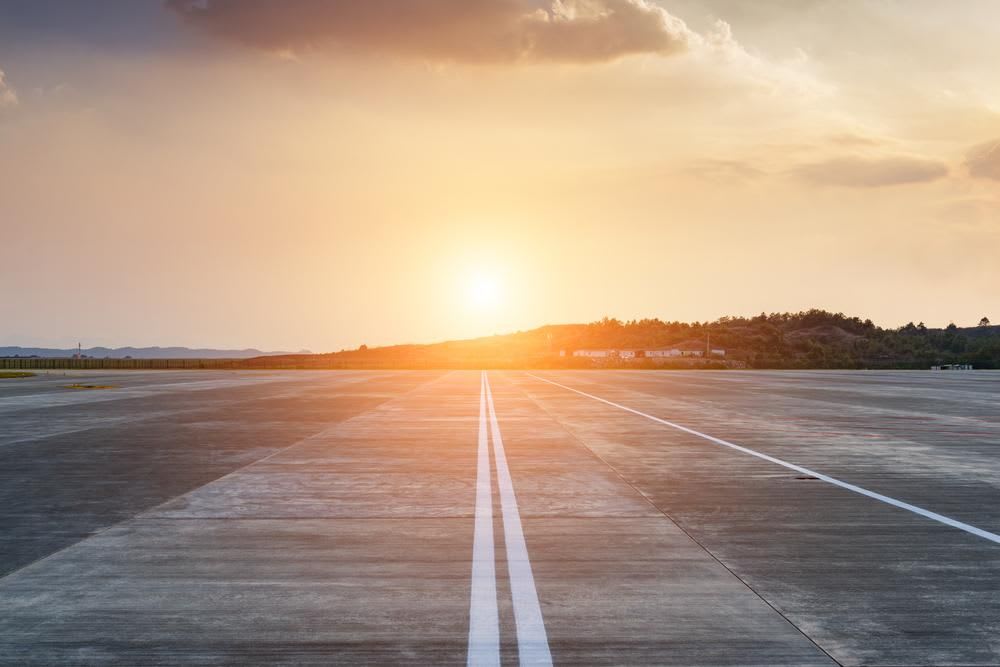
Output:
0,358,244,370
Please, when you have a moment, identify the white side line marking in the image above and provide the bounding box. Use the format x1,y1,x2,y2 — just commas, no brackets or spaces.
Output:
527,373,1000,546
485,374,553,666
468,373,500,667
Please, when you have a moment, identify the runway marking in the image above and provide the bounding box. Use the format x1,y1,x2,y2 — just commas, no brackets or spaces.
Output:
528,373,1000,546
467,373,500,666
485,374,553,667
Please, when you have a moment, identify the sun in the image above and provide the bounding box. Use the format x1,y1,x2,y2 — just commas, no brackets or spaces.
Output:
465,271,503,310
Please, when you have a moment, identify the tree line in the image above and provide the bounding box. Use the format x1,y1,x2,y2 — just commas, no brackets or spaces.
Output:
543,310,1000,369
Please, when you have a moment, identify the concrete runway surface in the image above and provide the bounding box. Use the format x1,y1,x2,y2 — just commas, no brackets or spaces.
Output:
1,369,998,665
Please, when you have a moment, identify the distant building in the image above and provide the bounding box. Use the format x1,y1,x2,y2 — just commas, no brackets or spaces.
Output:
570,349,641,359
644,349,682,358
931,364,973,370
570,346,725,361
645,346,726,358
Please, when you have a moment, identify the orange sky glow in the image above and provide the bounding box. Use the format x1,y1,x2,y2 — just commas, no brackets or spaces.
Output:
1,1,999,351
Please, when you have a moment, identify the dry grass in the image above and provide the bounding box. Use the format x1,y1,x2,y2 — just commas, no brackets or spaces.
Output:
0,371,35,379
65,383,115,390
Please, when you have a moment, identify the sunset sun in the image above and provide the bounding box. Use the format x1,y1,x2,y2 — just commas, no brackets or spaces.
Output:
465,271,504,311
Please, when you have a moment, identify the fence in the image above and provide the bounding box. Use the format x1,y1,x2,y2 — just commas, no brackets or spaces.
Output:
0,358,245,370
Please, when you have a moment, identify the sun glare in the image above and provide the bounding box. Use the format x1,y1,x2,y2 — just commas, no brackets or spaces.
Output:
465,271,503,310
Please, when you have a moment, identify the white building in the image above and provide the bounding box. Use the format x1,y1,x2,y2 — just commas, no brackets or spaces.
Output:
572,347,726,360
644,349,682,358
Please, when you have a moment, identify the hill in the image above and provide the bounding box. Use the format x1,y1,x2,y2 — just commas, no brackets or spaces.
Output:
245,310,1000,370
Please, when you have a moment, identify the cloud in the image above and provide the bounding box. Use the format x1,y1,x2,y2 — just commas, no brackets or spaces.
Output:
0,68,17,108
792,155,948,188
934,197,1000,227
965,139,1000,181
683,158,765,183
827,133,882,148
166,0,698,64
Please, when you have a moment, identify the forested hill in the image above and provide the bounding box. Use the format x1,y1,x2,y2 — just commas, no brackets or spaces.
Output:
249,310,1000,370
539,311,1000,369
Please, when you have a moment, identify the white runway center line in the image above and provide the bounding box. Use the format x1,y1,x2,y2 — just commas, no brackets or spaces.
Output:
467,373,500,666
528,373,1000,546
468,372,553,667
485,374,553,667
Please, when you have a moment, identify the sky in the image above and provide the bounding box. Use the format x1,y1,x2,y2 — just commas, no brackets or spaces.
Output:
1,0,999,351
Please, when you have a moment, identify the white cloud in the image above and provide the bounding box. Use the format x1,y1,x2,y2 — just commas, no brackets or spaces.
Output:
0,68,17,108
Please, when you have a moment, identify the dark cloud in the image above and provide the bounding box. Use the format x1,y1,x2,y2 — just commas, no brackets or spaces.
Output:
166,0,695,64
792,156,948,188
0,1,186,53
965,139,1000,181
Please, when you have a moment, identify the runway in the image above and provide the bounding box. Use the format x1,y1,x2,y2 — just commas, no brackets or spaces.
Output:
1,369,998,665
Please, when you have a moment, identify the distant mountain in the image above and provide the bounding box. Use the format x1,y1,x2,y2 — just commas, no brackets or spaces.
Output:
0,346,311,359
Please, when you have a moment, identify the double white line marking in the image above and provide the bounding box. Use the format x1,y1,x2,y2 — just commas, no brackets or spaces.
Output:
468,372,552,667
